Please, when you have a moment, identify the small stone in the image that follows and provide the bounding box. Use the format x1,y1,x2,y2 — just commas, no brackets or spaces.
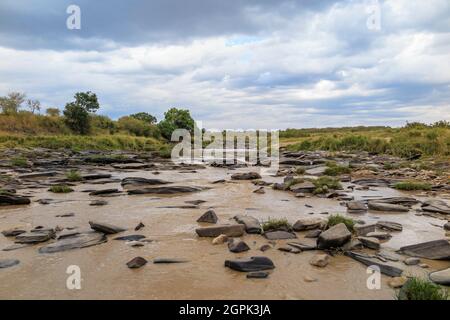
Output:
253,187,265,194
135,222,145,231
0,259,20,269
366,231,392,240
295,193,306,198
260,244,271,252
90,200,108,206
126,256,147,269
197,210,218,224
303,276,318,282
228,239,250,253
126,241,145,247
212,234,228,245
247,271,269,279
419,263,429,268
429,268,450,285
309,254,330,267
388,277,407,288
404,257,421,266
444,222,450,231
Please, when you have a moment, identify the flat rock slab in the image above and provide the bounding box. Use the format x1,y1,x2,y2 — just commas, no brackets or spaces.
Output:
347,201,367,213
2,243,31,251
234,215,262,234
422,200,450,215
231,172,262,180
128,186,203,195
368,202,409,212
15,232,52,244
19,171,58,179
89,189,120,196
153,258,189,264
352,178,392,187
247,271,269,279
398,239,450,260
289,181,316,193
317,223,351,249
264,231,297,240
354,223,376,236
429,268,450,285
114,235,146,241
2,229,26,237
196,224,245,237
225,256,275,272
89,221,126,234
39,232,107,254
371,197,419,206
287,241,317,251
293,217,324,231
0,259,20,269
377,221,403,231
82,174,112,180
0,194,31,206
121,177,171,187
345,251,403,277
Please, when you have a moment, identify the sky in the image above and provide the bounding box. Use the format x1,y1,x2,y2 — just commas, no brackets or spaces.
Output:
0,0,449,130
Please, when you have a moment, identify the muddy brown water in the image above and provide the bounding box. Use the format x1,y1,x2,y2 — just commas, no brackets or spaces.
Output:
0,166,449,299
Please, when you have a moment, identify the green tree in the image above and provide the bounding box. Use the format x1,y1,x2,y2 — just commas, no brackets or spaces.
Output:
0,92,26,115
63,91,100,134
157,107,195,140
130,112,157,124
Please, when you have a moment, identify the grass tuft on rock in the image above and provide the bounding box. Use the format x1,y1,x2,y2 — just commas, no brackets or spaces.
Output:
66,170,83,182
49,185,74,193
397,278,448,300
327,214,355,232
324,163,351,176
394,181,432,191
311,176,342,194
262,217,292,232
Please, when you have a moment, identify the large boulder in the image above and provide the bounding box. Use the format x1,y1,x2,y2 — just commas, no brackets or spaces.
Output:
293,217,324,231
224,256,275,272
231,172,262,180
398,240,450,260
234,215,262,234
196,224,245,237
317,223,351,249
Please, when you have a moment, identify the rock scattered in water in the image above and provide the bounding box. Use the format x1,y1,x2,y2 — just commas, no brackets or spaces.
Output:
126,256,147,269
15,231,53,244
317,223,351,249
89,189,119,196
0,194,31,206
366,231,392,240
368,202,409,212
224,256,275,272
114,235,146,241
398,239,450,260
304,229,322,238
0,259,20,269
185,200,207,205
253,187,265,194
90,200,108,206
345,251,404,277
231,172,262,180
259,244,271,252
55,213,75,218
429,268,450,285
196,224,245,237
2,243,30,251
289,181,316,193
342,239,363,251
377,221,403,232
309,254,329,267
153,258,189,264
89,221,126,234
212,234,228,245
246,271,269,279
354,223,376,236
288,240,317,251
2,228,26,237
421,199,450,215
197,210,218,224
228,239,250,253
293,217,324,231
121,177,171,188
234,215,262,234
264,231,297,240
347,201,367,213
128,186,203,195
403,257,421,266
358,237,380,250
39,232,107,253
135,222,145,231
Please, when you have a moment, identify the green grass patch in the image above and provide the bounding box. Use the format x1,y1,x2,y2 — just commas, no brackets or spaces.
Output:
397,278,448,300
262,218,292,232
324,164,351,176
326,214,355,232
394,181,432,191
66,170,83,182
48,185,74,193
10,156,28,167
311,176,342,194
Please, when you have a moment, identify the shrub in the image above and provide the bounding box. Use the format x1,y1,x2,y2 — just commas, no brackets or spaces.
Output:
262,218,292,232
66,170,82,182
397,278,448,300
327,214,355,232
324,163,351,176
394,181,432,191
49,185,74,193
311,176,342,194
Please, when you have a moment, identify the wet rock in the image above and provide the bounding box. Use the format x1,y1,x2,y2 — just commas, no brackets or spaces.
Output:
371,197,419,207
422,199,450,215
89,221,126,234
398,240,450,260
264,231,297,240
126,241,145,247
0,259,20,269
342,239,363,251
444,222,450,231
15,231,52,244
126,257,147,269
358,237,380,250
56,213,75,218
39,232,107,253
429,268,450,285
403,257,421,266
288,240,317,251
19,171,58,179
253,187,265,194
289,181,316,194
228,239,250,253
354,223,376,236
57,230,80,240
212,234,228,245
305,166,327,175
89,189,119,196
224,256,275,272
0,194,31,206
317,223,351,249
260,244,271,252
366,232,392,240
368,202,409,212
352,178,392,187
128,186,203,195
90,200,108,206
196,224,245,237
2,228,26,237
114,235,146,241
2,243,31,251
377,221,403,232
153,258,189,264
197,210,218,224
345,251,403,277
347,201,367,213
121,177,171,188
135,222,145,231
231,172,262,180
388,277,408,288
293,217,324,231
295,193,306,198
82,174,112,180
272,183,287,191
185,200,207,205
309,254,329,267
247,271,269,279
305,229,322,238
234,215,262,234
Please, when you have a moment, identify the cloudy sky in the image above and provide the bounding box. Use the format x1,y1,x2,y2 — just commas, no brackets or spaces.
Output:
0,0,449,129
